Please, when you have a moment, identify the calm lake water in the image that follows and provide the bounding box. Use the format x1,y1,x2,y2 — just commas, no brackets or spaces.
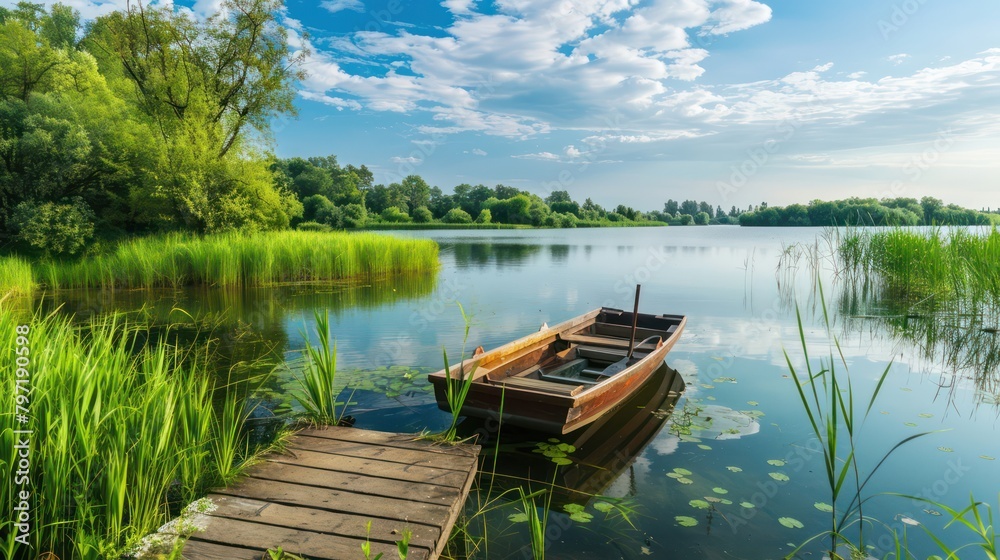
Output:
49,226,1000,559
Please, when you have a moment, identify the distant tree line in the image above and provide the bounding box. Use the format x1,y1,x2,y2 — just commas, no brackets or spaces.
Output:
736,197,1000,227
277,155,665,230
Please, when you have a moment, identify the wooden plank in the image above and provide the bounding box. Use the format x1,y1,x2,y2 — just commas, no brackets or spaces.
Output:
559,333,660,350
184,515,429,560
501,376,583,396
249,462,459,506
266,448,471,488
432,454,477,558
205,494,440,550
296,427,479,459
577,345,651,363
179,540,265,560
592,322,669,341
286,435,473,472
212,477,453,526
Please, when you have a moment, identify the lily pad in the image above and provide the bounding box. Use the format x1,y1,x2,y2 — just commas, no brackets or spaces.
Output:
900,517,919,526
918,413,934,418
937,447,954,453
705,496,722,503
593,502,613,513
508,512,529,523
740,502,755,509
569,511,593,523
904,422,918,427
697,444,713,451
712,487,728,495
778,517,804,529
747,401,759,406
677,477,694,485
673,468,693,476
726,466,743,473
718,498,733,505
980,455,996,461
769,472,790,482
563,504,585,514
814,502,833,513
667,472,684,479
675,516,698,527
767,459,786,467
923,508,942,516
689,499,711,510
551,457,573,466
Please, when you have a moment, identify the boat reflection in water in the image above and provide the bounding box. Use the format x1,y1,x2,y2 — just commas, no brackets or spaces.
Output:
459,363,685,507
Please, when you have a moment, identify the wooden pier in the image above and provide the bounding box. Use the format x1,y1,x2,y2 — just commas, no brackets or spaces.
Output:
165,427,480,560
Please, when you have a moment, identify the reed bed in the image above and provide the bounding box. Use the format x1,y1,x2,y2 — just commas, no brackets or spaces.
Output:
837,227,1000,304
0,256,35,296
0,304,261,558
4,231,438,293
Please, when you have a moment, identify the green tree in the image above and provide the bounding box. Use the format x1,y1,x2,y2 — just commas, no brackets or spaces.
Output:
694,211,710,225
412,206,433,223
474,208,491,224
442,208,473,224
399,175,430,214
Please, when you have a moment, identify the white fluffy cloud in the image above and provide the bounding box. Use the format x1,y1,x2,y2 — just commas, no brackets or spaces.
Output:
297,0,774,137
319,0,363,14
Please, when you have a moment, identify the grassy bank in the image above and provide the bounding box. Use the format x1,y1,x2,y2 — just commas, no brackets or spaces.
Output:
0,305,265,557
1,231,439,293
837,227,1000,303
360,223,532,230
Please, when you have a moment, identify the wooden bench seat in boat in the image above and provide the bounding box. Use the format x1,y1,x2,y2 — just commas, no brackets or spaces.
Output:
539,359,599,386
500,376,584,396
590,322,677,341
558,332,661,351
576,345,651,363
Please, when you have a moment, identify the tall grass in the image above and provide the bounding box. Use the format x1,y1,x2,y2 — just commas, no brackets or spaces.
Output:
4,230,438,293
0,256,35,296
291,311,350,426
837,226,1000,304
0,303,264,558
434,303,479,443
784,283,936,559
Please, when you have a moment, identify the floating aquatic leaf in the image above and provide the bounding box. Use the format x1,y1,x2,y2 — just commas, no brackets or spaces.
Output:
508,512,529,523
641,546,652,555
542,448,567,458
675,516,698,527
563,504,585,514
719,498,733,505
726,466,743,473
593,502,613,513
701,384,715,389
714,377,737,383
918,413,934,418
904,422,918,427
556,443,577,453
814,502,833,513
747,401,759,406
712,487,728,495
689,499,711,510
548,438,560,443
673,468,692,476
705,496,722,503
767,459,786,467
697,444,712,451
666,472,684,479
900,517,919,526
677,477,694,485
923,508,942,516
900,387,912,392
980,455,995,461
551,457,573,466
569,511,593,523
880,411,890,415
778,517,804,529
707,396,717,401
937,447,954,453
679,435,702,443
740,502,755,509
769,472,790,482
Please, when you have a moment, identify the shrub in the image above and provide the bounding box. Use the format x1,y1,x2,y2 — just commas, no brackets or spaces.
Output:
10,198,95,256
475,208,492,224
443,208,474,224
342,203,367,228
296,221,332,232
678,213,694,225
556,212,579,228
380,206,412,223
412,206,433,223
695,211,710,225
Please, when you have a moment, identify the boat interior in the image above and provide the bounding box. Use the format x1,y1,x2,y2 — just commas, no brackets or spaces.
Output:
471,309,683,397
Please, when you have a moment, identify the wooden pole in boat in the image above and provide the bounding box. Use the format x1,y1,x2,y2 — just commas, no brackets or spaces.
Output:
627,284,641,359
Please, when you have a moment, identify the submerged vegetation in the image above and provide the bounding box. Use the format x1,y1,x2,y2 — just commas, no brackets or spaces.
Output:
0,230,438,293
0,303,266,557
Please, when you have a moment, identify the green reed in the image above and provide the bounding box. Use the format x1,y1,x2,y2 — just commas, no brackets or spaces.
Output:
837,226,1000,305
291,310,351,426
0,303,264,558
434,303,479,443
3,231,438,293
0,256,35,296
784,282,936,559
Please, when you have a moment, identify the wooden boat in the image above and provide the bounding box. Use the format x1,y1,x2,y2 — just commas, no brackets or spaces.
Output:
428,307,686,434
459,364,685,507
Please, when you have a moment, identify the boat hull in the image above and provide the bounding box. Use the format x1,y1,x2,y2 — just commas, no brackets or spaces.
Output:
429,308,686,434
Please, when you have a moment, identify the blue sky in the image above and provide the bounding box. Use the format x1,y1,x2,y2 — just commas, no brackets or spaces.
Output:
13,0,1000,210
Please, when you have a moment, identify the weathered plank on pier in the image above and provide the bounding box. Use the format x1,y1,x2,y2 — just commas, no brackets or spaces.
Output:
173,426,479,560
